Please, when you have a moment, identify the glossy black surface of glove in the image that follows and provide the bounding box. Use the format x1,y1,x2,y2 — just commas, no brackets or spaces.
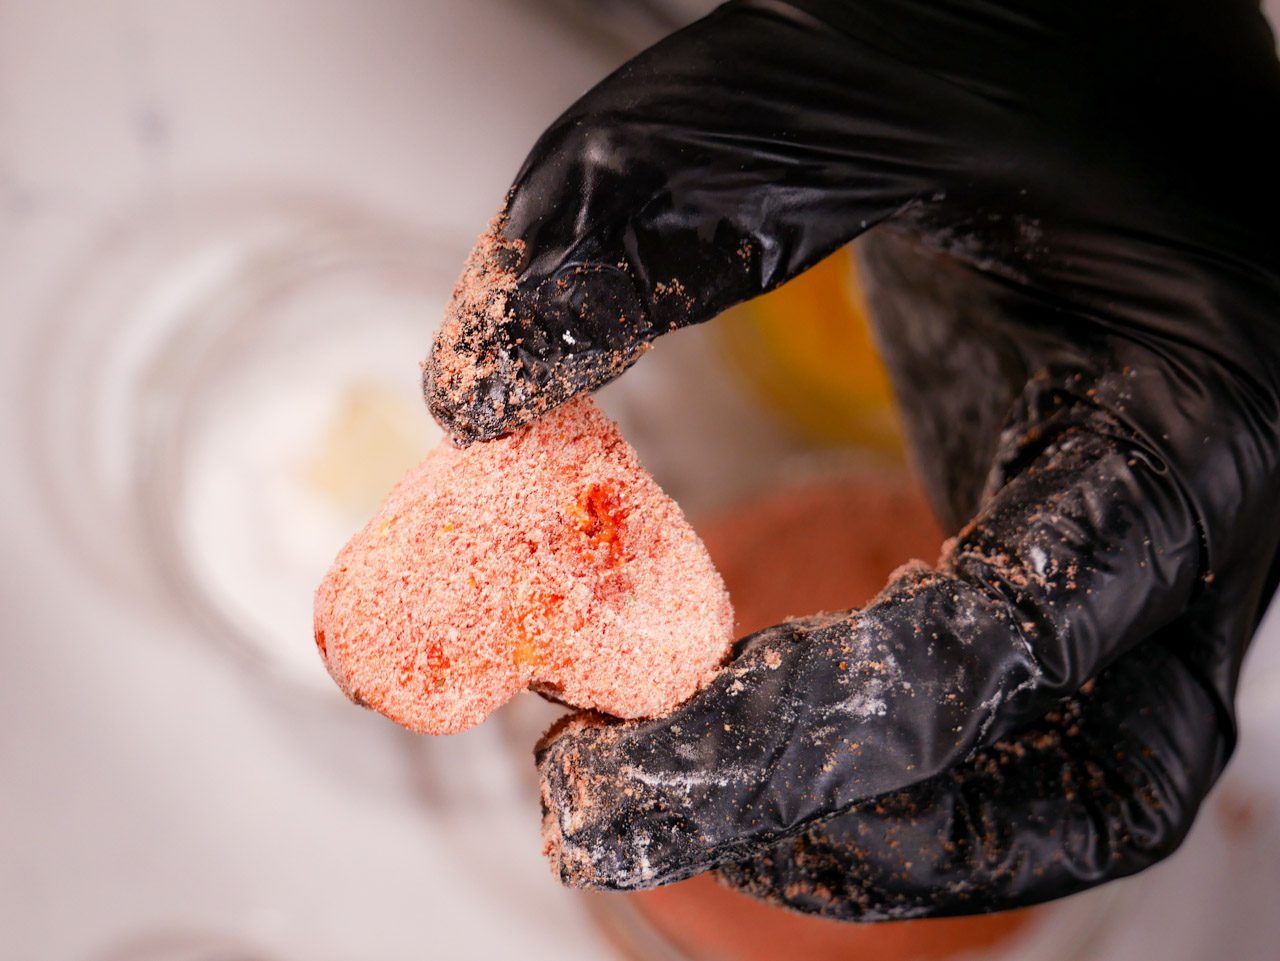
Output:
426,0,1280,918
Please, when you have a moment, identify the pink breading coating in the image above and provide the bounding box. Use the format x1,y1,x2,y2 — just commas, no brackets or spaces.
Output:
314,397,735,735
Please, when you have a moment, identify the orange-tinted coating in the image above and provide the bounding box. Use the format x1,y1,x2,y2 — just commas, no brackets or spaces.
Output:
314,397,734,735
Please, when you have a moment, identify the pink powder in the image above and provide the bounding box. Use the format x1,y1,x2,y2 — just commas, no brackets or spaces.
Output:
314,397,735,735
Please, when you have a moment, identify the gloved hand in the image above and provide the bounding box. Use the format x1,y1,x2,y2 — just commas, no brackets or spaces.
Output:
423,0,1280,919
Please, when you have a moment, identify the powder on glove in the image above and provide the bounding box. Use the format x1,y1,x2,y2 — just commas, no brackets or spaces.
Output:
314,397,734,734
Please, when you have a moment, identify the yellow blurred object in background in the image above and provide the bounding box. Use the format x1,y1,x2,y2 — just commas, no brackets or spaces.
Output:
305,380,427,519
719,246,903,454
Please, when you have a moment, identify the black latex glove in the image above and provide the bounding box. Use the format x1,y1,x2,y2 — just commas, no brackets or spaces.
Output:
424,0,1280,919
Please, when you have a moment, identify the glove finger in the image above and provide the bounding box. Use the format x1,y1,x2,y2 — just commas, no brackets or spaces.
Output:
425,0,983,443
537,390,1205,890
716,637,1227,919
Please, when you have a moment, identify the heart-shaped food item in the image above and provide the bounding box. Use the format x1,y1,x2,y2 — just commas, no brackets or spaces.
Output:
314,397,734,734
